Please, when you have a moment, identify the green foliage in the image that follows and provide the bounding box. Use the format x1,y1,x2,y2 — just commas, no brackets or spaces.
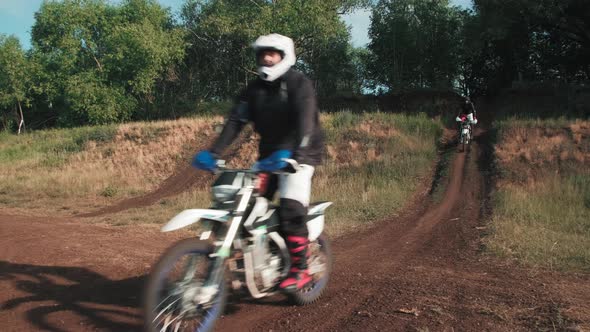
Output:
101,185,119,197
178,0,367,100
0,124,116,165
367,0,590,96
466,0,590,94
368,0,466,91
62,71,137,125
330,111,360,130
104,0,185,97
316,112,442,237
30,0,185,126
0,35,31,130
2,0,588,130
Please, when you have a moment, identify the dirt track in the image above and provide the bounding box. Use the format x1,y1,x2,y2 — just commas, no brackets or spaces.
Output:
1,128,589,331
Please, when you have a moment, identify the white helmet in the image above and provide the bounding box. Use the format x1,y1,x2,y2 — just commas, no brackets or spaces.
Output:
252,33,296,82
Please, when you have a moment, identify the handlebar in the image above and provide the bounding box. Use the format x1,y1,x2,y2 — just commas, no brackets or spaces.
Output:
212,158,300,175
279,158,301,174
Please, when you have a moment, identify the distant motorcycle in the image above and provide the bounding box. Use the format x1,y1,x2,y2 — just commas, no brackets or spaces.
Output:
459,120,472,152
143,159,333,332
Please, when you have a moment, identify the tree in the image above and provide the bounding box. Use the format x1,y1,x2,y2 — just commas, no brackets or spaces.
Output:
178,0,368,101
0,35,31,133
463,0,590,94
30,0,185,126
368,0,465,91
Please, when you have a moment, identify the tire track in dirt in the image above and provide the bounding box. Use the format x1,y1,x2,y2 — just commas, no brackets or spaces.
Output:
79,130,254,218
78,163,209,217
213,141,468,332
1,127,589,331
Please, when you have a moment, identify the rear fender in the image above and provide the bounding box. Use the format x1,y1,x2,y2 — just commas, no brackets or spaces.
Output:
308,202,332,215
161,209,230,232
307,202,332,241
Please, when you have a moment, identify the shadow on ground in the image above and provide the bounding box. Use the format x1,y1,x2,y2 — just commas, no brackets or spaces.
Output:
0,261,143,332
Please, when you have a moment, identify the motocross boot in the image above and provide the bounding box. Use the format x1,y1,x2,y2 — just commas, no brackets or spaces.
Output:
279,235,312,292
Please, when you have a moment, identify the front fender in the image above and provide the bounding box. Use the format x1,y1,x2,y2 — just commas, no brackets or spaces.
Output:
161,209,230,232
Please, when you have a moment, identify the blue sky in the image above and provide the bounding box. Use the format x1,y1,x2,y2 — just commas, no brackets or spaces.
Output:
0,0,472,49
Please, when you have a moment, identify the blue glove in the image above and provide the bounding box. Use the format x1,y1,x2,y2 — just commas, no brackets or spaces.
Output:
257,150,292,172
192,150,217,171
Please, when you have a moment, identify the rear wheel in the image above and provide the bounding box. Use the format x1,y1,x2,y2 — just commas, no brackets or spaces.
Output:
143,239,226,332
289,233,333,305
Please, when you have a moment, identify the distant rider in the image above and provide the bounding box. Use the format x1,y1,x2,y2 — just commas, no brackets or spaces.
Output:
456,97,478,135
192,33,325,292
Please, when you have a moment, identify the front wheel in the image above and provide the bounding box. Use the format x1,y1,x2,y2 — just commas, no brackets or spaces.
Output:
462,136,468,152
143,238,226,332
458,133,465,152
289,233,333,305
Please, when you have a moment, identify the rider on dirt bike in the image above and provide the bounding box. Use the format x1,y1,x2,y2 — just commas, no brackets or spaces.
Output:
456,97,478,135
193,33,325,293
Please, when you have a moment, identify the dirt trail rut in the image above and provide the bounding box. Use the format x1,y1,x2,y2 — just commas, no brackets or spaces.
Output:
1,128,589,332
214,130,589,332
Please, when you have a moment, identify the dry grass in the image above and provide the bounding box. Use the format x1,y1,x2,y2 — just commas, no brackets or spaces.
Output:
0,117,225,214
487,118,590,271
0,112,443,239
494,120,589,183
86,112,442,239
314,112,442,237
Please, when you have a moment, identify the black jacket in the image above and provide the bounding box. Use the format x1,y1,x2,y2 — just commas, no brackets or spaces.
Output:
461,100,475,115
211,69,324,166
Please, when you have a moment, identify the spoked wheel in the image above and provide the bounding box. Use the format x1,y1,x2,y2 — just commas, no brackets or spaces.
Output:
143,239,226,332
290,233,333,305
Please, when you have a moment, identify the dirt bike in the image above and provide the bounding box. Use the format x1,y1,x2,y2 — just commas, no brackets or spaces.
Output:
459,120,472,152
143,159,333,332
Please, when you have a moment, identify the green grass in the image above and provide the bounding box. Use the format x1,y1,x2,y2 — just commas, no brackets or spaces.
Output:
0,125,116,166
314,112,442,237
488,175,590,271
487,118,590,271
494,116,573,131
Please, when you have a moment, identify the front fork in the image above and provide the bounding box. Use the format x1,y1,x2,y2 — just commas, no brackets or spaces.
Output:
193,188,253,305
186,185,271,308
173,220,228,310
